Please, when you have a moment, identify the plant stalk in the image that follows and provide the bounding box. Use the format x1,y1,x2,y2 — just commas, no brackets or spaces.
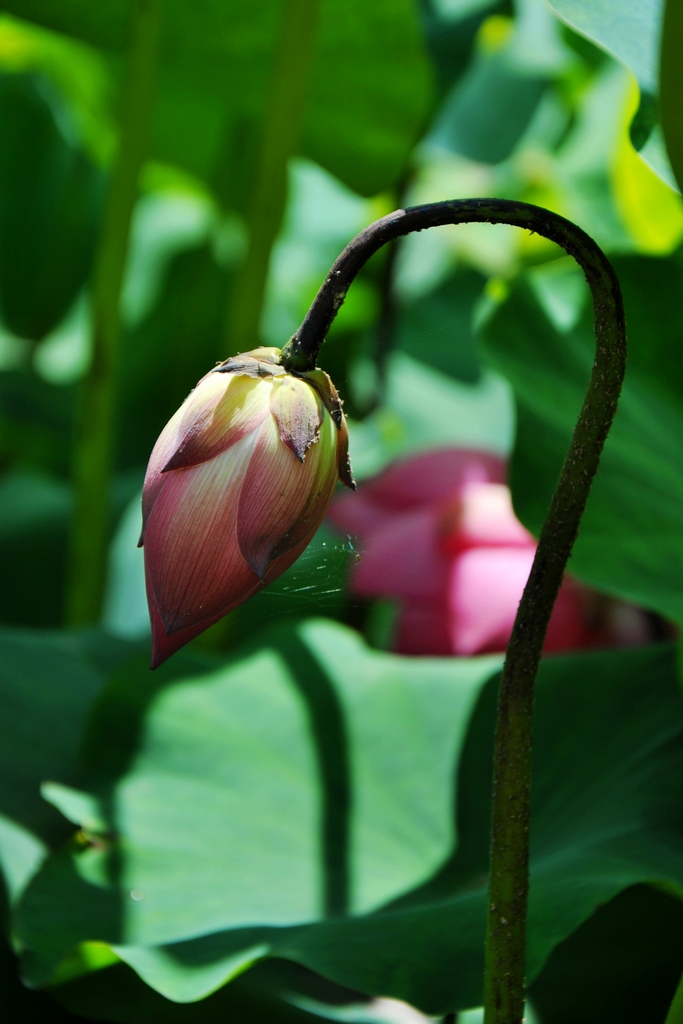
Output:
65,0,162,626
282,199,626,1024
223,0,321,354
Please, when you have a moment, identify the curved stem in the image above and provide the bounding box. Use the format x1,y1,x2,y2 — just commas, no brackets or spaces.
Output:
282,199,627,1024
66,0,162,625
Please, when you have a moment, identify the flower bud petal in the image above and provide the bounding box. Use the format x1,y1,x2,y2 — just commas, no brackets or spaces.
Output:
269,376,323,461
140,401,188,543
302,368,344,426
303,367,355,489
146,562,229,669
140,374,271,543
236,411,337,578
144,431,261,635
216,346,285,376
162,374,271,472
142,349,355,668
335,415,355,490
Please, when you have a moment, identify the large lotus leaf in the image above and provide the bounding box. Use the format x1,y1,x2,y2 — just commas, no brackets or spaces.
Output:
3,0,432,198
16,623,683,1013
479,254,683,622
269,643,683,1011
16,621,498,994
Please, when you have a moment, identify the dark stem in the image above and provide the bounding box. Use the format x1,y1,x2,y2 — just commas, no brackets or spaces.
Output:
282,199,626,1024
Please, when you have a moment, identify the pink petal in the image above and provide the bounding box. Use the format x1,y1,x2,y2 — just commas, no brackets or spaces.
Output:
448,546,535,655
163,373,271,472
358,449,506,512
440,483,534,555
144,431,262,635
350,507,449,602
237,413,338,578
328,448,505,544
448,547,591,655
395,601,453,656
269,376,323,461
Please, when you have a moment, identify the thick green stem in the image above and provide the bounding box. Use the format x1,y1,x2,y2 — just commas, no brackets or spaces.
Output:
283,199,626,1024
665,970,683,1024
65,0,161,626
223,0,321,353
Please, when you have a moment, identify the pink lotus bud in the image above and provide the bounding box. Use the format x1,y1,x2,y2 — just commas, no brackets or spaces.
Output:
140,347,355,668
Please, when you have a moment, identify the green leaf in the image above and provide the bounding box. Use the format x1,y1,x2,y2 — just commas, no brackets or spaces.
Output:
545,0,680,189
547,0,661,93
0,816,46,913
4,0,433,198
16,625,683,1013
479,256,683,622
660,0,683,192
429,29,544,165
0,73,104,341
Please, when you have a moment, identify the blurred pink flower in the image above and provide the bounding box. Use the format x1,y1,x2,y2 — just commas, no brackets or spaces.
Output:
329,448,650,656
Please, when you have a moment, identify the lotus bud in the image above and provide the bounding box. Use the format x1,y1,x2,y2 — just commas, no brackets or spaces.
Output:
140,347,355,668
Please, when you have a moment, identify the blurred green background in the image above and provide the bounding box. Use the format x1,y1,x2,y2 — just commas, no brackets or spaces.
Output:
3,0,683,1021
